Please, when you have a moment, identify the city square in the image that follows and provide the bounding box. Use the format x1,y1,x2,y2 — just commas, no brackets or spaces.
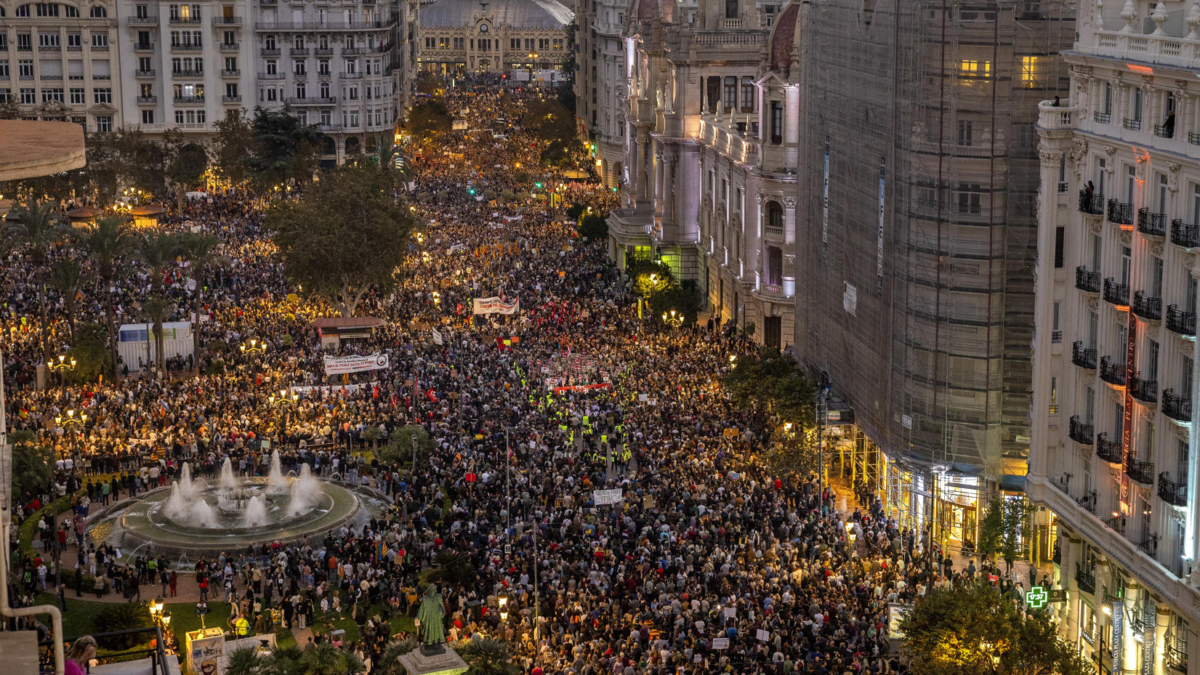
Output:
2,0,1199,674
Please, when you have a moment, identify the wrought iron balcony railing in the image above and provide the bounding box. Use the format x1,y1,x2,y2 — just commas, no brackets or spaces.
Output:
1079,190,1104,215
1171,219,1200,248
1166,304,1197,336
1076,563,1096,594
1104,278,1130,306
1099,357,1126,386
1072,341,1097,369
1108,198,1135,225
1126,456,1155,485
1075,267,1101,293
1130,374,1158,404
1096,433,1122,464
1132,291,1162,320
1138,208,1166,237
1158,473,1188,507
1163,389,1191,422
1069,416,1094,445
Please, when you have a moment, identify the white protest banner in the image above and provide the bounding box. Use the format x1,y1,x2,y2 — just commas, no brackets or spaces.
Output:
723,608,736,618
711,638,730,650
756,629,770,642
323,353,390,376
593,488,623,505
473,297,520,315
431,328,444,345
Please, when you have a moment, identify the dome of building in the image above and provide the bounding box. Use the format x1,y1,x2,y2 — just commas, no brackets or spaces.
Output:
420,0,574,30
768,1,801,78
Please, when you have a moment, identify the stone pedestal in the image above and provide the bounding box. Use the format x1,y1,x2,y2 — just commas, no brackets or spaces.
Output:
397,644,469,675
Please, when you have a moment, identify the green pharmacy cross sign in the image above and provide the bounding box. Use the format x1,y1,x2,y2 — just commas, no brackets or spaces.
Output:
1026,586,1048,609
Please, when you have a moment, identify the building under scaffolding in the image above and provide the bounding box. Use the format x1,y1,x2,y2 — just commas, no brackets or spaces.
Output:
794,0,1074,552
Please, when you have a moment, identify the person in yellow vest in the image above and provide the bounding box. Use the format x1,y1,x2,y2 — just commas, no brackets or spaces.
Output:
235,615,250,636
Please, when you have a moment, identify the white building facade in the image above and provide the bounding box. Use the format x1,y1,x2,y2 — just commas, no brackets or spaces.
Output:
252,0,401,163
1029,1,1200,671
574,0,627,188
0,0,124,133
606,0,797,347
115,0,253,135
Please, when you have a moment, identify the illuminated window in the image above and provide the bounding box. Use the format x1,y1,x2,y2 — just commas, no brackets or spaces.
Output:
1020,56,1041,87
960,59,991,78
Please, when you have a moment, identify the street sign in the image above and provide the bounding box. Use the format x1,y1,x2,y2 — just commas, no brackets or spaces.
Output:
1048,589,1067,603
1025,586,1048,609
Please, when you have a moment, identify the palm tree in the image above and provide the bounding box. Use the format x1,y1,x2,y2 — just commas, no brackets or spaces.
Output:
298,643,364,675
176,233,224,373
48,258,87,344
372,638,418,675
77,215,135,379
456,637,521,675
223,647,262,675
135,233,181,372
139,296,173,374
5,200,66,361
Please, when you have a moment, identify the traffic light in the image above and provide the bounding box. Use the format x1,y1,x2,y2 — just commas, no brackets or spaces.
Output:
468,188,476,195
534,182,543,189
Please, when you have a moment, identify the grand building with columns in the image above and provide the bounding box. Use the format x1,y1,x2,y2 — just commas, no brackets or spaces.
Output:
606,0,799,348
1029,0,1200,670
415,0,571,78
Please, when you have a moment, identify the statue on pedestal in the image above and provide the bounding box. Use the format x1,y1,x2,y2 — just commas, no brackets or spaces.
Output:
416,585,446,655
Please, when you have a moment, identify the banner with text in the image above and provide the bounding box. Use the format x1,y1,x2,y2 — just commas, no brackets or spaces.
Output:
473,297,520,315
593,488,624,505
323,353,390,376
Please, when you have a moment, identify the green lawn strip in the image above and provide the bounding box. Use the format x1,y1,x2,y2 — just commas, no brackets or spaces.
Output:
38,594,157,664
165,599,232,647
19,473,121,594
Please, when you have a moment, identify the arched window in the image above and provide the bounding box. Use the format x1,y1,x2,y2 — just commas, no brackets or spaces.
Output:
65,4,79,16
766,200,783,234
90,5,106,17
15,4,31,17
0,6,6,15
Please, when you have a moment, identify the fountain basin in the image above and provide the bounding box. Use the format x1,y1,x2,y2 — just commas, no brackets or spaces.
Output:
90,477,371,561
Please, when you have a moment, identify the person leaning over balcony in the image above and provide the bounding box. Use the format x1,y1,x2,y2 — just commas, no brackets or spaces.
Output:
1165,109,1176,138
1052,95,1060,107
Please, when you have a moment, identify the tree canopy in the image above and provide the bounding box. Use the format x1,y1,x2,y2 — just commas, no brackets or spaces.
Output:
267,162,413,317
247,106,323,188
407,99,453,142
724,347,816,428
898,582,1091,675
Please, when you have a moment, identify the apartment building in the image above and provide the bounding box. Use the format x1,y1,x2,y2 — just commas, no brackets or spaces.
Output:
0,0,124,132
1029,1,1200,671
115,0,253,135
252,0,401,164
573,0,626,188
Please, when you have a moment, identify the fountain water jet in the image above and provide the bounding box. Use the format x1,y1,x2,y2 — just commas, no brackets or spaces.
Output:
219,457,237,490
190,499,219,528
177,463,198,501
242,496,269,528
266,450,287,494
287,464,323,516
164,483,187,520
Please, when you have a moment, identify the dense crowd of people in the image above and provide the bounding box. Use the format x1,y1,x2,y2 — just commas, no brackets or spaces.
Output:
0,83,1049,675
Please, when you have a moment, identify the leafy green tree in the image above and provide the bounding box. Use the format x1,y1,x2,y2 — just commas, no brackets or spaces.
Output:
524,99,576,146
379,425,434,470
415,71,444,98
10,431,54,502
5,199,67,360
64,322,113,384
625,259,673,298
406,100,453,142
373,638,418,675
176,233,225,372
0,97,22,120
455,638,521,675
48,258,86,343
76,215,135,378
267,162,413,317
163,129,209,201
899,582,1091,675
648,281,702,326
978,496,1005,561
428,550,478,589
114,129,168,194
224,647,262,675
247,106,323,188
724,347,816,427
213,109,255,185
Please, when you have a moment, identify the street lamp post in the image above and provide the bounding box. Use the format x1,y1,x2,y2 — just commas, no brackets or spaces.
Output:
239,338,265,356
46,355,76,387
268,389,299,440
527,52,539,85
661,310,682,329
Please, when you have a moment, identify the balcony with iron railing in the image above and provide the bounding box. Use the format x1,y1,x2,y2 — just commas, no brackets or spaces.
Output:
1079,190,1104,215
1107,514,1127,534
1172,219,1200,248
222,95,241,103
1132,291,1162,321
1069,416,1094,445
172,69,204,78
1131,374,1158,404
1104,278,1130,306
1077,489,1098,513
127,15,158,24
1163,390,1191,422
212,16,242,25
134,42,155,51
220,42,240,51
1167,631,1188,673
1158,473,1188,507
1096,433,1122,464
168,15,202,25
1126,456,1155,485
1155,123,1176,139
174,95,204,103
134,69,155,77
1140,533,1159,559
220,69,240,77
261,48,281,56
1138,208,1166,237
171,41,203,51
1167,304,1197,336
1123,117,1143,131
1108,198,1135,225
1076,563,1096,594
1072,341,1097,369
1094,111,1112,124
1076,266,1101,293
1100,357,1126,386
